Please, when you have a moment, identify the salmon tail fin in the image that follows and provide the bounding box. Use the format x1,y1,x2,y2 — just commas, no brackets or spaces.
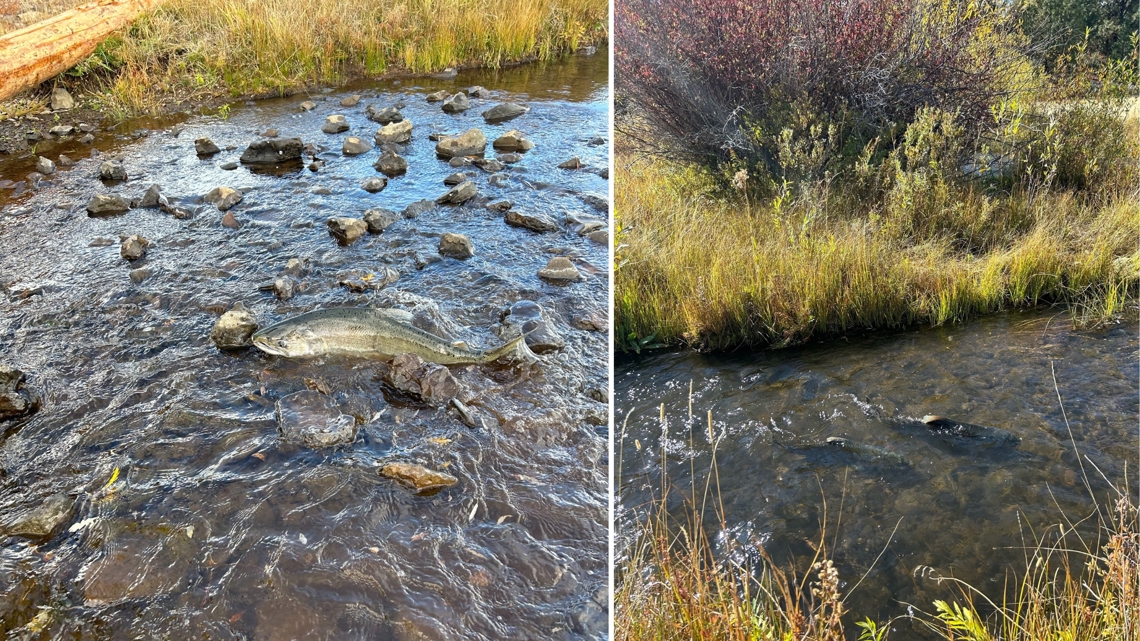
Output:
483,332,531,363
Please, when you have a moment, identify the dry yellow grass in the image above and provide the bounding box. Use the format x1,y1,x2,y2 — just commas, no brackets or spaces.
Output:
31,0,604,116
614,149,1139,350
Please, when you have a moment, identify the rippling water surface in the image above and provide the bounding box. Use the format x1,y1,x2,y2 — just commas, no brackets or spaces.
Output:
617,312,1137,636
0,51,609,639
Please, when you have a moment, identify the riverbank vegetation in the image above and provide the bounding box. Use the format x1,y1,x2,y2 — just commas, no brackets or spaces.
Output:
3,0,607,118
614,0,1138,350
616,412,1140,640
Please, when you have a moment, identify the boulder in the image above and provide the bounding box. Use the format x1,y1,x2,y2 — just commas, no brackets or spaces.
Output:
321,115,350,134
119,235,149,261
380,462,458,496
239,138,304,164
492,130,534,152
361,177,387,193
441,92,470,113
35,156,55,175
57,154,74,167
558,156,584,169
472,158,505,172
436,181,477,205
587,229,608,245
203,186,242,211
137,184,162,208
481,102,528,123
0,365,40,421
580,193,608,212
48,125,73,136
50,87,75,111
435,128,486,158
497,152,523,163
300,100,316,111
505,210,559,233
402,199,434,218
210,304,258,349
221,211,240,229
366,105,403,124
443,172,468,185
99,160,127,181
438,233,474,259
363,208,400,233
486,199,511,212
327,217,368,245
276,391,357,448
425,90,449,102
537,257,581,282
503,300,564,354
340,95,362,107
195,137,220,155
384,353,461,406
374,119,413,144
373,150,407,176
342,136,373,156
86,194,130,216
466,86,490,98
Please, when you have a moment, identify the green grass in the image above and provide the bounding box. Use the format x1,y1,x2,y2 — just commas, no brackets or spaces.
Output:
61,0,607,117
614,115,1139,351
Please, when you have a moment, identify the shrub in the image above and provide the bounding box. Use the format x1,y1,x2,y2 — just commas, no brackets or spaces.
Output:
616,0,1033,179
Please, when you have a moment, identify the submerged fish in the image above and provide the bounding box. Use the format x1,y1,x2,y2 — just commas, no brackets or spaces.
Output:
251,307,526,364
921,415,1020,445
825,437,911,466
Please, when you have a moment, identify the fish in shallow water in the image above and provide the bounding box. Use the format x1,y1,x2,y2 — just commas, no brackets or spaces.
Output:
251,307,526,364
922,415,1020,446
826,437,911,466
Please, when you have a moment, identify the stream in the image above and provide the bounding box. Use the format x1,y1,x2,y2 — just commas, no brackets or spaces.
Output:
617,311,1137,637
0,51,610,640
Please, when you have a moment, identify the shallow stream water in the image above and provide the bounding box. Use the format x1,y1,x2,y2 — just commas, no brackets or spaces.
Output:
0,51,609,639
617,311,1137,637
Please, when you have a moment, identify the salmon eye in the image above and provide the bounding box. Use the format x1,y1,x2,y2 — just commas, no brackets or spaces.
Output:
277,339,288,347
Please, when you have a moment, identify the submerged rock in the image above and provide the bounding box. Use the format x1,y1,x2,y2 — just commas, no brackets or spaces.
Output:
438,233,474,259
321,115,350,134
98,160,127,181
380,462,458,496
221,211,240,229
537,257,581,282
437,181,477,205
482,102,528,123
497,152,523,163
363,208,399,233
441,93,471,113
492,130,534,152
210,303,258,349
435,129,486,158
587,229,608,245
0,494,73,540
342,136,373,156
240,138,304,164
203,186,242,211
327,217,368,245
505,210,559,233
58,154,74,167
472,158,505,172
403,199,434,218
119,235,149,261
276,390,357,448
0,365,40,421
195,137,220,155
375,120,413,144
373,150,407,176
384,353,460,406
486,200,511,212
86,194,130,216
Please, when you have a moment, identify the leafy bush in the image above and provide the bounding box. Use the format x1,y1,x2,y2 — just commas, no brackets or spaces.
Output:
616,0,1033,180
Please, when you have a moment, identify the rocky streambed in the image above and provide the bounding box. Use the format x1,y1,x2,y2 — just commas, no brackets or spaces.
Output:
0,51,609,639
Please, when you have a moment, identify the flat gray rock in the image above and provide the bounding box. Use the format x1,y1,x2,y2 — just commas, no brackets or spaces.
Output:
276,391,357,448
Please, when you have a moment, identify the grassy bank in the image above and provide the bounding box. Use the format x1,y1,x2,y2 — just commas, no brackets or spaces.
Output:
614,118,1139,350
7,0,606,119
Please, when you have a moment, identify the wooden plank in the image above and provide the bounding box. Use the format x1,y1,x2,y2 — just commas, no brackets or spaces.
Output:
0,0,158,103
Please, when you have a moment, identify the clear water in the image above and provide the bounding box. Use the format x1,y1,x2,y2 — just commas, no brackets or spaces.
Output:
617,311,1138,636
0,51,610,639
